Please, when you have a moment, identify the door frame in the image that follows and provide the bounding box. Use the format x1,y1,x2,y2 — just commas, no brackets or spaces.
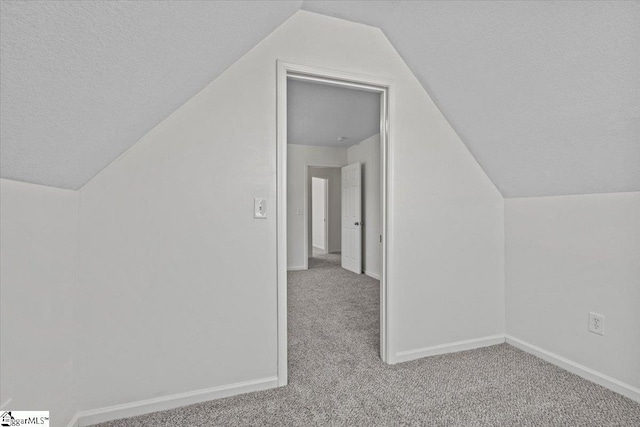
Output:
276,60,393,386
307,169,334,262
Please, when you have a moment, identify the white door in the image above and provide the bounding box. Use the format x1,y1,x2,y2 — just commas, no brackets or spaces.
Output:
341,162,362,273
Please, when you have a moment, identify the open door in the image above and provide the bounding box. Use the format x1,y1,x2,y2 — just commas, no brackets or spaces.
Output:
341,162,362,273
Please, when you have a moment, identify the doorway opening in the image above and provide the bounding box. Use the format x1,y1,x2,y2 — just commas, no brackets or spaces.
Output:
277,62,392,386
311,176,329,255
304,166,342,268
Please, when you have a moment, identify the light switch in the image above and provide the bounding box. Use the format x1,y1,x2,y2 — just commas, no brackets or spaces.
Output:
254,198,267,219
297,208,303,216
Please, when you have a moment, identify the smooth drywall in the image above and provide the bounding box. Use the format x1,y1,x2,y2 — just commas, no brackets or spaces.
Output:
308,167,342,256
311,177,326,250
0,179,79,426
347,134,381,279
288,144,347,269
506,192,640,389
76,10,503,414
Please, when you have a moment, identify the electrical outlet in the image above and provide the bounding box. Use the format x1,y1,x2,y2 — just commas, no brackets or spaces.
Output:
588,312,605,336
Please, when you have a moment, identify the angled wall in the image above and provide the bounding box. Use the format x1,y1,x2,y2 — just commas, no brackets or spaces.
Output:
74,9,503,418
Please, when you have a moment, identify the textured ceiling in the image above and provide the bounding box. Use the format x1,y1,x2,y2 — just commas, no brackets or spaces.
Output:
0,0,301,189
2,1,639,196
303,1,640,197
287,79,380,148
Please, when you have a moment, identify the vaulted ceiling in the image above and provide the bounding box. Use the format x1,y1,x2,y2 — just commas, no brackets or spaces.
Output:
2,1,639,196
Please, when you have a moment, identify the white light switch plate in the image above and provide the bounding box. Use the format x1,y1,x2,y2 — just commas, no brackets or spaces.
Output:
254,198,267,219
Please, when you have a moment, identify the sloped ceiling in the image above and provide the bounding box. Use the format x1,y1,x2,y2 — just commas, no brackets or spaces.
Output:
303,1,640,197
1,1,639,196
0,0,302,189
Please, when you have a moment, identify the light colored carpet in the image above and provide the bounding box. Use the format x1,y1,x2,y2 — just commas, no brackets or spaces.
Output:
95,252,640,426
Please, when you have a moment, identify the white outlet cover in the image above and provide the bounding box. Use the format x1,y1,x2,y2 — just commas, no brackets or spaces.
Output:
588,312,605,336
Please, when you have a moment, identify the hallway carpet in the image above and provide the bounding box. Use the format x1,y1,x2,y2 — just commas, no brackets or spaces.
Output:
95,252,640,426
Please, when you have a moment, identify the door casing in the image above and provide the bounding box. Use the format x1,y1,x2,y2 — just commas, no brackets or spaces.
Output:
277,61,393,386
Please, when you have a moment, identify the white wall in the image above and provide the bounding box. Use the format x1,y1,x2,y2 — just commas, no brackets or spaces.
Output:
347,134,381,279
308,167,342,255
68,10,501,417
77,73,280,409
506,192,640,390
311,177,326,250
288,144,347,269
0,179,79,426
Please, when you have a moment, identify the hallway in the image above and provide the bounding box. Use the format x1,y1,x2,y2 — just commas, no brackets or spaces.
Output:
288,250,381,394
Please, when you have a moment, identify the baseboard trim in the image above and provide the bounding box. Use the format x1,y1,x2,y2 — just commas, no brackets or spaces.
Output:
364,270,380,280
66,413,79,427
64,337,639,425
394,335,505,364
505,335,640,403
75,376,278,426
287,266,307,271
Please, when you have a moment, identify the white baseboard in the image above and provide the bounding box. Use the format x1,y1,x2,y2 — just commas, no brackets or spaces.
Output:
75,376,278,426
505,335,640,403
394,335,505,364
65,337,639,426
395,334,639,403
364,270,380,280
287,266,307,271
66,414,79,427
